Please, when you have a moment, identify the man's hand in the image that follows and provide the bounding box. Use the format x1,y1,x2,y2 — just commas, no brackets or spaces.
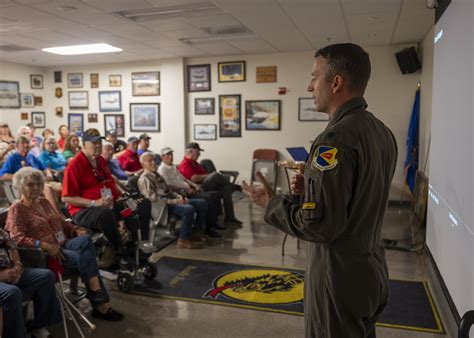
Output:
291,173,305,195
2,268,21,284
184,187,194,195
241,171,275,209
97,196,113,209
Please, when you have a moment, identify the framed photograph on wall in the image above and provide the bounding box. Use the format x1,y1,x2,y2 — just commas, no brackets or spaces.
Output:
90,73,99,88
187,64,211,92
104,114,125,137
68,113,84,136
245,100,281,130
54,71,62,83
109,75,122,87
132,72,160,96
68,73,83,88
298,97,329,121
31,112,45,128
0,81,20,108
34,96,43,106
130,103,160,132
218,61,246,82
30,74,43,89
21,93,35,108
68,91,88,109
219,94,241,137
194,98,214,115
194,124,217,140
88,113,98,123
99,91,121,112
256,66,277,83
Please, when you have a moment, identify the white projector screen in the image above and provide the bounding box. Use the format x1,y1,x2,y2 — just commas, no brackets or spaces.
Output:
426,0,473,318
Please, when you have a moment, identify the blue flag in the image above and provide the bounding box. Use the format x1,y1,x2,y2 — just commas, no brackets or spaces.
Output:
404,90,420,193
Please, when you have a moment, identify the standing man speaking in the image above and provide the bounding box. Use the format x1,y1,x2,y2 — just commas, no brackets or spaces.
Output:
243,43,398,338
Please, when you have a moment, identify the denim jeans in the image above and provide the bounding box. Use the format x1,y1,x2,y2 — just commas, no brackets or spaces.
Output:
168,198,207,240
0,268,62,338
62,236,110,307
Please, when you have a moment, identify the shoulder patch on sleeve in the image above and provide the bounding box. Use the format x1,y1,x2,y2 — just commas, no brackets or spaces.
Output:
312,145,339,171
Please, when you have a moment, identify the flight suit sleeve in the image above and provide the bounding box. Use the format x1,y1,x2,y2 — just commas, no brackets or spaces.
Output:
264,144,356,243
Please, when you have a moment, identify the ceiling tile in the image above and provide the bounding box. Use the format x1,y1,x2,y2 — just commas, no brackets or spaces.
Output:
193,42,244,55
342,0,401,15
228,38,277,53
161,28,209,40
81,0,155,13
392,0,434,43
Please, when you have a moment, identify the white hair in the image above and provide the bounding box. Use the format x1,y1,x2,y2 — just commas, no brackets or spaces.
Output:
12,167,45,192
102,141,114,149
17,126,30,136
139,151,155,165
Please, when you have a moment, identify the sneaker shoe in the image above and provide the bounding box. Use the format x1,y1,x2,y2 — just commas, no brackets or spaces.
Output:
177,239,204,249
205,229,223,239
92,308,124,321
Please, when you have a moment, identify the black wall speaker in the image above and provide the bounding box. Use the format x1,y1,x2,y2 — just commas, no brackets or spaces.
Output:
395,47,421,74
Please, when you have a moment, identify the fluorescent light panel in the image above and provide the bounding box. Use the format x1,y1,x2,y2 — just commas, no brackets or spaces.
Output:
42,43,122,55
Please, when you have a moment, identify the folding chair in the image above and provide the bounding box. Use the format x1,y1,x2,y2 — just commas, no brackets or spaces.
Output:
1,181,19,204
200,159,239,184
250,149,279,190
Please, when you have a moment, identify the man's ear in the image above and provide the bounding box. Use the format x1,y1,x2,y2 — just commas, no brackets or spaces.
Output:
332,75,344,94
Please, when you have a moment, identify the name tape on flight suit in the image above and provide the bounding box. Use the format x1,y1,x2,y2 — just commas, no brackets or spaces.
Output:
312,146,339,171
302,202,316,210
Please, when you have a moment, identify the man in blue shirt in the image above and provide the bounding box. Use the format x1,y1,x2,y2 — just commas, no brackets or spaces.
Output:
137,133,151,156
0,136,47,180
101,142,128,181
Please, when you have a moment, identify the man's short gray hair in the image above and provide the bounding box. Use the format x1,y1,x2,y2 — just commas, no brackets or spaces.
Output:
102,141,114,149
16,135,30,145
12,167,45,192
139,151,155,165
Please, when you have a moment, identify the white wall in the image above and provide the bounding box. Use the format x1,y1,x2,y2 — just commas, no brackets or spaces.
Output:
1,44,432,199
0,58,187,159
0,61,47,135
419,26,435,176
186,46,423,198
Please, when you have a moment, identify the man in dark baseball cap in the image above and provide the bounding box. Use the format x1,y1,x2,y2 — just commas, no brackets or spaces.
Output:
117,136,142,174
138,134,152,156
186,142,204,151
105,129,126,153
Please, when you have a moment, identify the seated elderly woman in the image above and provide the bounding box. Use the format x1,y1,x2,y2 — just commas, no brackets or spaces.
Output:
138,151,208,249
38,136,67,174
62,134,81,163
0,227,61,338
5,167,124,321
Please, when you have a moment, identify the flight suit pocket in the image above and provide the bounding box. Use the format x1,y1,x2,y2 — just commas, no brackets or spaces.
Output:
302,169,322,220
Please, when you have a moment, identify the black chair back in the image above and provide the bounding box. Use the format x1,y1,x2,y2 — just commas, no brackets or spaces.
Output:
200,159,217,174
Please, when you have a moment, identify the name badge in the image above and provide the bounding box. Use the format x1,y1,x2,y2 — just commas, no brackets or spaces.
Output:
55,231,66,243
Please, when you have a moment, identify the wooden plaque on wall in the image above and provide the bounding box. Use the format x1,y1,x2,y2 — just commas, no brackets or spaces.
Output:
256,66,277,83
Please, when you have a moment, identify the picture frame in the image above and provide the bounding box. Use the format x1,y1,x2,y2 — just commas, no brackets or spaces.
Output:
256,66,277,83
68,113,84,136
55,106,63,117
88,113,98,123
194,124,217,140
187,64,211,92
218,61,246,82
0,81,20,108
109,75,122,87
31,112,45,128
21,112,28,120
298,97,329,121
30,74,43,89
130,103,160,132
34,96,43,106
219,94,241,137
68,91,88,109
99,91,121,112
21,93,35,108
194,98,214,115
90,73,99,88
245,100,281,130
68,73,83,88
132,71,160,96
104,114,125,137
54,71,62,83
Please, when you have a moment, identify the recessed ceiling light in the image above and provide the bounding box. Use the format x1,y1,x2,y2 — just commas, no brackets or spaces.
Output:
368,33,377,38
42,43,122,55
57,5,77,12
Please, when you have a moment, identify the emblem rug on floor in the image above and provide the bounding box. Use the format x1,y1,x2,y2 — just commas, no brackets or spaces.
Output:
125,256,445,334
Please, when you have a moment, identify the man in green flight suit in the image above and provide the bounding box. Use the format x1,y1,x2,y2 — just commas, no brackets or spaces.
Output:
243,43,398,338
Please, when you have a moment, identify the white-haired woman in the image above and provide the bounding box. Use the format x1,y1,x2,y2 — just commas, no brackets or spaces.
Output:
5,167,124,321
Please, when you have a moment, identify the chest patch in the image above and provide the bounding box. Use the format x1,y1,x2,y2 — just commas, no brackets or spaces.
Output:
312,146,339,171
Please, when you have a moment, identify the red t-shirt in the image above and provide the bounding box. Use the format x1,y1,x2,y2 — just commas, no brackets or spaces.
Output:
62,151,119,216
57,137,65,151
178,156,206,180
117,149,142,172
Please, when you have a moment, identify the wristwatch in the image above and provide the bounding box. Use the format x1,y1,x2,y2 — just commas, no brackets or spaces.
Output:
89,200,96,207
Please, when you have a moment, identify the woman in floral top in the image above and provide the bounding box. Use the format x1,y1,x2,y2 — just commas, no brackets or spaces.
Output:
6,167,124,322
